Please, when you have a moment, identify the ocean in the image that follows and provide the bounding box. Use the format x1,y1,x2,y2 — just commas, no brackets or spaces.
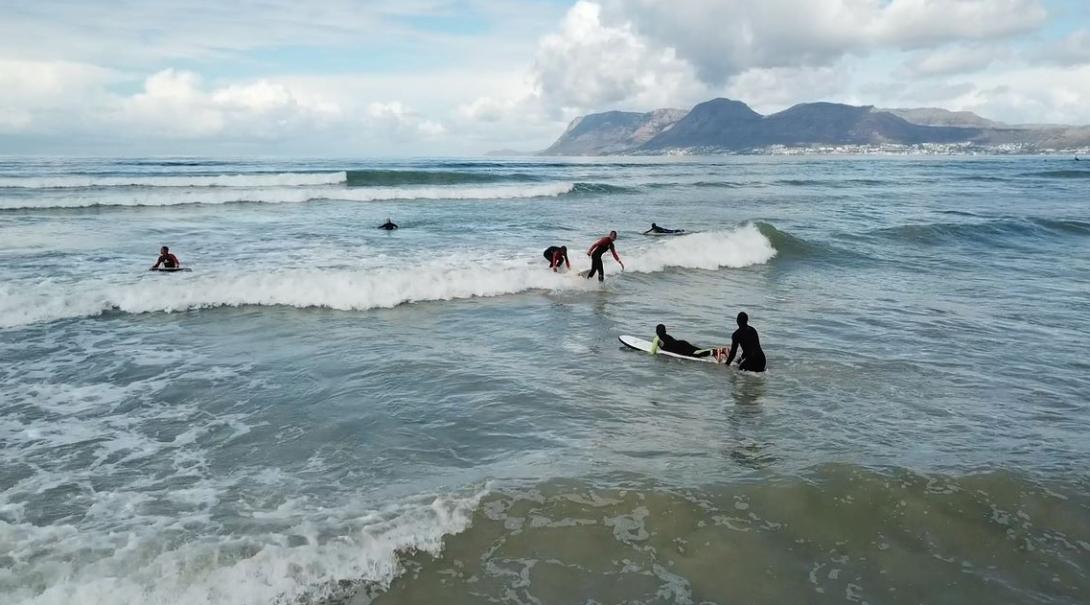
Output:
1,156,1088,604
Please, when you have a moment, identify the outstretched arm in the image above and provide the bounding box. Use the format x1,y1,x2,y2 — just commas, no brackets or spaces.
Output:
610,244,624,269
724,335,740,365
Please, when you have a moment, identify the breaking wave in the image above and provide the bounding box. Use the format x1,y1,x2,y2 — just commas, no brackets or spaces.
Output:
0,182,585,209
0,225,776,328
0,172,348,189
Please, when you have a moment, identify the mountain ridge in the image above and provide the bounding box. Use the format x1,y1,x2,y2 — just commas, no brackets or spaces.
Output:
541,98,1090,155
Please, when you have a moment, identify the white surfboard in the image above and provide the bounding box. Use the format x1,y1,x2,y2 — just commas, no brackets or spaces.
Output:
618,335,722,364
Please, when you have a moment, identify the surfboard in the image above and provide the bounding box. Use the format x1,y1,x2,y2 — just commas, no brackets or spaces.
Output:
150,267,192,272
618,335,722,364
643,230,688,236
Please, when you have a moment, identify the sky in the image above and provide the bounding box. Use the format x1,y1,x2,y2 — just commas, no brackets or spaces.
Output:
2,0,1089,156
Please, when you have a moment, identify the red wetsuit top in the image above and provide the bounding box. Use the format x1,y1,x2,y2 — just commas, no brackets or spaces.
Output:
550,248,569,269
588,236,620,261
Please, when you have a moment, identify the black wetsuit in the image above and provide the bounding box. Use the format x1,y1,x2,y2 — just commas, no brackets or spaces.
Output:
379,221,398,230
658,333,711,358
725,325,766,372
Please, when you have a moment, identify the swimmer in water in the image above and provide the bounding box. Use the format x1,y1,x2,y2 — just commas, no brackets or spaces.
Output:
150,246,180,270
378,218,398,230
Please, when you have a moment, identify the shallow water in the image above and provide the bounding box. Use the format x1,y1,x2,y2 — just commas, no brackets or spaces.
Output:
1,156,1088,604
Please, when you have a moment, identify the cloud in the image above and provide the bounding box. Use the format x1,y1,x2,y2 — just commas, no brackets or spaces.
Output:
592,0,1048,86
899,45,1009,78
1030,29,1090,66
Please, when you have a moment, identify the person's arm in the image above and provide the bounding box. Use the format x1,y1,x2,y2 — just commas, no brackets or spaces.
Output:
150,258,161,269
643,227,653,234
391,223,398,229
724,333,740,365
550,252,559,271
564,253,571,269
610,243,624,270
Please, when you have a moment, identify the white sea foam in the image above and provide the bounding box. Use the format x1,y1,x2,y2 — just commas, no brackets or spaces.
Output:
0,172,348,189
2,489,486,605
0,182,577,209
0,225,776,328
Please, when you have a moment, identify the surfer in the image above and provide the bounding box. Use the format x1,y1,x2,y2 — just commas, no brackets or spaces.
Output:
543,246,571,272
586,231,624,282
643,223,681,234
724,312,766,372
651,324,713,358
378,218,398,230
150,246,180,270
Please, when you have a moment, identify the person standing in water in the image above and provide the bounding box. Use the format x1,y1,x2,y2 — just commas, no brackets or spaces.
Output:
543,245,570,272
586,231,623,282
724,311,766,372
150,246,180,270
378,218,398,230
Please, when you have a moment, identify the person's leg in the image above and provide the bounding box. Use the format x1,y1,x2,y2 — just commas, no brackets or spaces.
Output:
594,253,605,281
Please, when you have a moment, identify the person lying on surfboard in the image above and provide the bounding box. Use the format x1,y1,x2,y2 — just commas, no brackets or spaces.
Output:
378,218,398,230
586,231,623,282
150,246,181,270
543,245,570,272
650,324,718,359
643,223,683,234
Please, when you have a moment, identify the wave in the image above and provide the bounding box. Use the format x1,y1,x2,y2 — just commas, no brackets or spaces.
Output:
0,172,348,189
1019,170,1090,179
1,488,486,605
345,169,539,186
870,217,1090,245
0,182,583,210
753,222,856,260
0,226,776,328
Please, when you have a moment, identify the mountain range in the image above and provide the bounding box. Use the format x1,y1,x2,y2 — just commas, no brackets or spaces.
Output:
540,98,1090,155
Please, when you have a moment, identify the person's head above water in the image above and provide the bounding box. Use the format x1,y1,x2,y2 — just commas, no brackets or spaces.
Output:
737,311,749,327
651,223,658,228
160,246,169,255
560,246,567,253
655,323,667,337
609,230,617,240
385,217,391,223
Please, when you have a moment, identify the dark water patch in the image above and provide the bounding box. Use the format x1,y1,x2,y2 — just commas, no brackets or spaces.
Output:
957,174,1011,183
356,466,1090,605
346,169,540,186
1019,170,1090,179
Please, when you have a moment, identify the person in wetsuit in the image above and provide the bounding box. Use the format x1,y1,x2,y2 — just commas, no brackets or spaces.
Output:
150,246,180,270
586,231,624,282
543,246,571,272
651,324,713,358
643,223,681,234
378,218,398,230
724,311,766,372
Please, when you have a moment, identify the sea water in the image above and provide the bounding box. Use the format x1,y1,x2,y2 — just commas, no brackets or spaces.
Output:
0,156,1088,604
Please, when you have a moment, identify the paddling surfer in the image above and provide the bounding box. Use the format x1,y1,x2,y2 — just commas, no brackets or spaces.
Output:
150,246,181,270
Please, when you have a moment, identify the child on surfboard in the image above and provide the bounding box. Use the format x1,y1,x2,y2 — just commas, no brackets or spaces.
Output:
150,246,181,271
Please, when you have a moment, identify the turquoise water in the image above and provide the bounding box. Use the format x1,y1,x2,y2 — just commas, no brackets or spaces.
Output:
1,156,1088,604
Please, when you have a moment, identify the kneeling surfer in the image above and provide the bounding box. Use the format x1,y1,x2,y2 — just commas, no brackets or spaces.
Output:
378,218,398,230
586,231,624,282
724,311,766,372
150,246,181,270
651,324,714,358
543,245,571,272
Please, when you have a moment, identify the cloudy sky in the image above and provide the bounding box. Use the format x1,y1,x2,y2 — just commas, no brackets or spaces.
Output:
2,0,1089,155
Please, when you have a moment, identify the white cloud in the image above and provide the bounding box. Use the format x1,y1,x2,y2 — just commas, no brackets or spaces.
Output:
1031,29,1090,66
899,45,1009,78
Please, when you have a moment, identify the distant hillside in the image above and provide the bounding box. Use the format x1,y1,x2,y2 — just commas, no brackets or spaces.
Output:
541,108,686,155
541,98,1090,155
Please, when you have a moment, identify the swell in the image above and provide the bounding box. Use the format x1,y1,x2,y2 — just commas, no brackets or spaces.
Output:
0,172,348,189
870,217,1090,245
345,169,541,186
1019,169,1090,179
0,226,776,328
0,182,592,210
753,221,860,261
